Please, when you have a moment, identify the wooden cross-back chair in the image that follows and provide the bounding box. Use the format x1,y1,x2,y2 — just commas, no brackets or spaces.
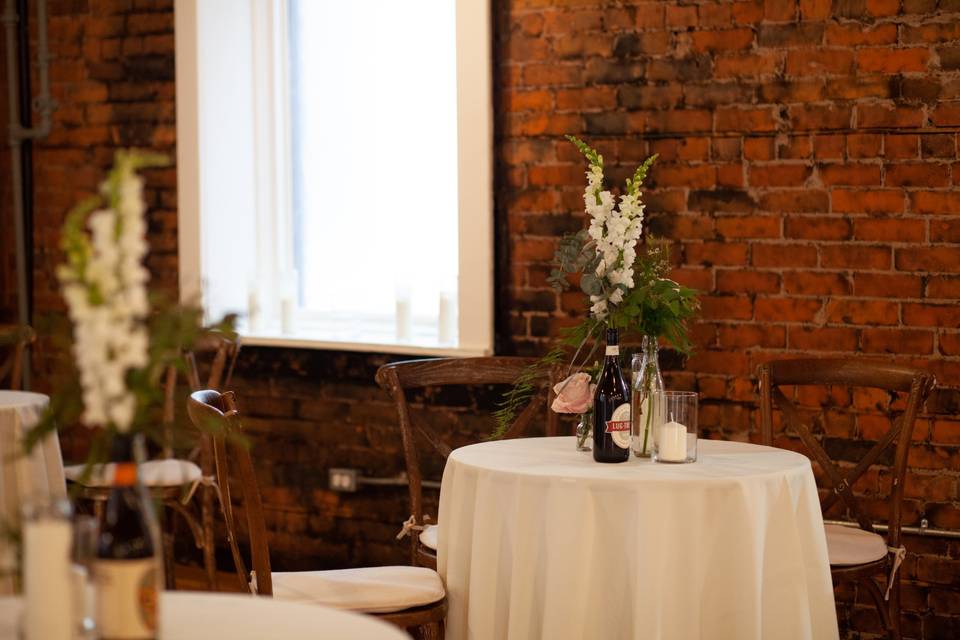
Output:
375,357,560,569
0,324,34,390
186,389,447,636
758,358,935,640
67,333,241,590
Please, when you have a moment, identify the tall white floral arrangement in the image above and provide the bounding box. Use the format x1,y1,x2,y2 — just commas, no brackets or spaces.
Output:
57,152,158,432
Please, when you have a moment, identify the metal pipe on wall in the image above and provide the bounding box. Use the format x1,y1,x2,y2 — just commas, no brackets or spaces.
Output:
3,0,54,388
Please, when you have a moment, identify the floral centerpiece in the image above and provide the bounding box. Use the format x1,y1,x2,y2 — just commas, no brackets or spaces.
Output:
496,136,699,449
26,150,235,464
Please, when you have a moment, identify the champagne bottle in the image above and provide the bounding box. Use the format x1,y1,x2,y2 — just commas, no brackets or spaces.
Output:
593,327,631,463
94,434,162,639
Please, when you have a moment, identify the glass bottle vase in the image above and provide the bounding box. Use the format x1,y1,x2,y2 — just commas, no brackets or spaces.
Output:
631,336,664,457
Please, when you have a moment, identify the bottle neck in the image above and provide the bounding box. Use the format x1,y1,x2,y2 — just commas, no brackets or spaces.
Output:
112,462,138,487
108,434,141,487
604,327,619,358
644,336,659,359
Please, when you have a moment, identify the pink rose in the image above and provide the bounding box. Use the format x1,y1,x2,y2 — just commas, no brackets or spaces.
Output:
551,372,596,414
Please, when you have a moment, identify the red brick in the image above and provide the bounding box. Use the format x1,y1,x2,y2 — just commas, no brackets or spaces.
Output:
825,23,898,47
931,219,960,243
885,163,951,188
716,107,780,132
903,303,960,327
752,243,819,267
910,191,960,214
785,50,854,76
847,134,883,159
862,328,934,354
857,48,930,74
685,350,752,375
896,247,960,273
732,0,764,24
857,105,926,129
813,134,845,159
790,105,852,131
932,102,960,126
716,270,781,294
691,28,755,52
654,165,717,189
685,241,749,266
827,299,900,325
854,273,923,298
504,89,553,112
784,216,852,240
885,135,920,160
784,272,851,295
527,164,582,186
940,333,960,357
820,245,892,270
818,163,882,186
744,138,775,161
700,296,754,320
755,297,824,322
715,53,782,78
555,87,616,111
715,215,781,238
789,326,859,351
718,324,785,349
777,136,812,160
926,276,960,299
854,218,926,242
832,189,904,214
665,4,697,27
758,190,829,213
748,164,811,187
635,5,665,29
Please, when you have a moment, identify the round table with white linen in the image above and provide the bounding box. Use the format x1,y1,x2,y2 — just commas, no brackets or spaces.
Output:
0,591,411,639
0,391,66,594
437,437,838,640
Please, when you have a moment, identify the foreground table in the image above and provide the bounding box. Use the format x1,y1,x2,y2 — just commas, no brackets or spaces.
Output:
438,437,838,640
0,592,410,639
0,391,66,595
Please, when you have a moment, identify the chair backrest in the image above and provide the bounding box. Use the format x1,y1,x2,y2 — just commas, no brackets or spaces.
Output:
160,333,241,457
758,358,935,550
186,389,272,596
0,325,34,390
375,356,558,554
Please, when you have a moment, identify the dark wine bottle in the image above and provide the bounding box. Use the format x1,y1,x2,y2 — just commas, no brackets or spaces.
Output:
94,434,162,639
593,327,631,463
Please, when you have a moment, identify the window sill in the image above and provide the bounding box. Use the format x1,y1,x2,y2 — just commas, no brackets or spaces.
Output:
237,331,490,358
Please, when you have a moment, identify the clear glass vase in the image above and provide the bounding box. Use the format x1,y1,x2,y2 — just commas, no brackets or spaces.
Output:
575,413,592,451
631,336,664,457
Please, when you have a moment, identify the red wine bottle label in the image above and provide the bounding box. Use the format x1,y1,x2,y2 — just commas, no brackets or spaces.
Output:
95,558,158,638
605,403,631,449
605,345,619,356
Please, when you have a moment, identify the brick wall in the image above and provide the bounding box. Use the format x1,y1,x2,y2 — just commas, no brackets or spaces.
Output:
1,0,959,637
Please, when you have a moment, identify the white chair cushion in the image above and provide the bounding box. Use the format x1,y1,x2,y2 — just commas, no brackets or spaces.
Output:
64,459,202,488
825,523,888,566
271,565,445,614
419,524,438,551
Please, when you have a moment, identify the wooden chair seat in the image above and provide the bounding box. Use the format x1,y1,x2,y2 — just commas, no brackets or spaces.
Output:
186,389,447,636
271,565,445,614
64,459,202,488
825,524,888,567
418,524,438,551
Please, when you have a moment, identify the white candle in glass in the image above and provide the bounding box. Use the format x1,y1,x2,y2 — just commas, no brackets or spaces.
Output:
247,283,260,332
396,287,412,341
24,517,73,640
658,420,688,462
438,291,455,344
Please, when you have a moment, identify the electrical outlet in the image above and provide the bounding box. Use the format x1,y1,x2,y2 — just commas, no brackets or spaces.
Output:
329,467,358,492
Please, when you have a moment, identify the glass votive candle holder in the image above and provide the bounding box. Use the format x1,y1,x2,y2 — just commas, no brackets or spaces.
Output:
652,391,698,464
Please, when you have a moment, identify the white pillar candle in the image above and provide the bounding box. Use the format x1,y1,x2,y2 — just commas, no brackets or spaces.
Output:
247,286,260,332
280,295,294,335
658,421,688,462
396,290,412,341
438,291,455,344
24,518,73,640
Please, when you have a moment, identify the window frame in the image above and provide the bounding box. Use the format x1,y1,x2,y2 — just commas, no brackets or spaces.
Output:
175,0,494,357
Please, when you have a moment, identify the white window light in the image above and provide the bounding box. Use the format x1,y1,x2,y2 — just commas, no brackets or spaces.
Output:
175,0,493,356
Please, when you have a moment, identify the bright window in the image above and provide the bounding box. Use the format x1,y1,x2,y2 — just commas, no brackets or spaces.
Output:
175,0,493,355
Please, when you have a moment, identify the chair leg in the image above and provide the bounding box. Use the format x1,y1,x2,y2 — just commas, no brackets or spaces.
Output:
162,527,176,590
862,577,896,639
887,575,902,640
201,484,218,591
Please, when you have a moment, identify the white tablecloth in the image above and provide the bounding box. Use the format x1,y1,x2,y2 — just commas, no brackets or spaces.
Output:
438,437,838,640
0,592,410,639
0,391,66,594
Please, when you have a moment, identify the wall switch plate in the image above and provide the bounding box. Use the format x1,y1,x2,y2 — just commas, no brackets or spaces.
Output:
329,467,358,492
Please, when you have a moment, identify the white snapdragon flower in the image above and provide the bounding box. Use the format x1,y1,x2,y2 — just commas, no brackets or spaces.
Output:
58,156,151,433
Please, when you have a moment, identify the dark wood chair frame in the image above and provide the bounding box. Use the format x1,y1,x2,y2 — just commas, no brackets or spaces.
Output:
758,358,935,640
186,389,447,636
74,334,241,590
375,357,560,569
0,324,34,390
